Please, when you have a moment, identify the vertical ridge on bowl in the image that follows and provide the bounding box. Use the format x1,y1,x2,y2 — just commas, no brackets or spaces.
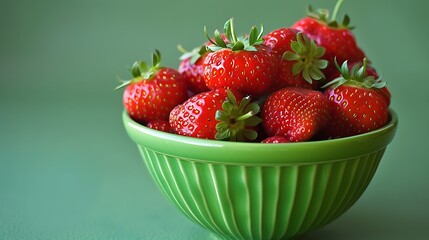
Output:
261,166,281,240
271,165,298,239
294,163,331,235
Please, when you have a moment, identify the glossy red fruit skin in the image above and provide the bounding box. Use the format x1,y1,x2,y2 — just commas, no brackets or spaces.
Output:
203,45,277,97
178,53,210,94
169,88,244,139
261,88,331,142
147,120,172,133
293,17,366,78
123,68,188,124
264,27,318,90
261,136,290,143
321,85,389,139
264,28,299,57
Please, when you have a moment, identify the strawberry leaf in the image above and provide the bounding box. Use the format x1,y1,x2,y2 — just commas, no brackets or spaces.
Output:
114,79,131,90
207,45,223,52
243,129,258,141
290,41,303,53
373,80,387,89
249,26,258,46
178,45,208,64
257,25,264,40
222,101,234,113
302,69,312,83
342,14,351,28
244,45,257,51
309,64,324,81
315,59,328,69
245,114,262,127
152,49,161,68
283,51,301,61
340,60,350,79
215,127,230,140
131,61,141,78
292,62,305,76
214,30,228,48
356,65,365,79
138,61,150,74
232,41,245,51
313,47,326,59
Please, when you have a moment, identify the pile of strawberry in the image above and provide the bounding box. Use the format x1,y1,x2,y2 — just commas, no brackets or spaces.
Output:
117,0,391,143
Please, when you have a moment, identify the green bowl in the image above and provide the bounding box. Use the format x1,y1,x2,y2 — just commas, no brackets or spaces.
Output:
123,109,398,240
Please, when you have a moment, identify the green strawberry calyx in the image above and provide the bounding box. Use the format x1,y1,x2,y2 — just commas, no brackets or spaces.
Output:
322,58,386,90
215,89,262,141
307,0,354,29
115,49,162,90
282,32,329,83
204,18,264,52
178,44,208,64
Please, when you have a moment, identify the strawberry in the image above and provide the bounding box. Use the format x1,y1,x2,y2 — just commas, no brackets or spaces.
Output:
116,50,188,124
263,28,328,90
321,58,389,139
203,18,277,97
147,120,172,133
261,87,331,142
335,60,391,106
261,136,290,144
177,45,210,94
169,88,262,141
292,0,366,81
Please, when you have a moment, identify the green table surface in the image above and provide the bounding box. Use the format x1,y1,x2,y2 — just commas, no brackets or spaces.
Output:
1,0,428,239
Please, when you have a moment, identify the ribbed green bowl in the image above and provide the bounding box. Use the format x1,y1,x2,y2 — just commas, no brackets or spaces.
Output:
123,110,398,240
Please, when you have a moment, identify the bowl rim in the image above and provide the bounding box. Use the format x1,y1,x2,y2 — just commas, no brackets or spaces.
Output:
123,109,398,165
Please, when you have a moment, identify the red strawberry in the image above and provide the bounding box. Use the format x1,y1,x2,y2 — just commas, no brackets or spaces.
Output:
264,28,328,90
261,136,290,144
321,58,389,139
261,88,331,142
169,88,262,141
203,18,277,97
147,120,172,133
292,0,366,80
116,50,188,124
335,60,391,106
178,45,210,94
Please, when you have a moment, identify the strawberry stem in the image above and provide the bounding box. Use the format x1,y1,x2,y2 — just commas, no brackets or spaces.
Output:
227,18,238,43
362,58,367,76
331,0,344,22
235,111,256,122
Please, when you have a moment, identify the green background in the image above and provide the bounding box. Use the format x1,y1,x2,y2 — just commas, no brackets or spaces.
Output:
1,0,428,239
